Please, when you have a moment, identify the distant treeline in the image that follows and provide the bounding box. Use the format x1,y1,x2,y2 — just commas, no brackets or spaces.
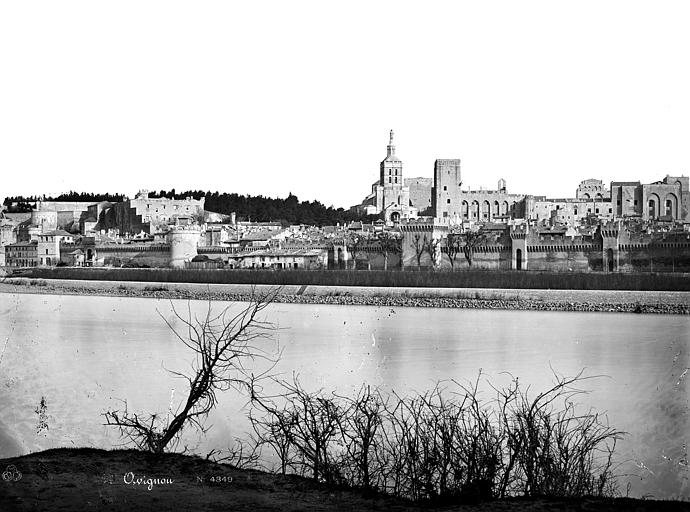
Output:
148,190,377,226
3,192,126,212
3,190,378,225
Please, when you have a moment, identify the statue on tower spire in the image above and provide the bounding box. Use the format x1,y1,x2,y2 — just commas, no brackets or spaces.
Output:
387,129,396,158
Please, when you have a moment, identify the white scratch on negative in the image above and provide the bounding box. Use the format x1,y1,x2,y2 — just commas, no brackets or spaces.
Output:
371,334,376,347
676,368,688,386
167,389,175,424
635,460,654,475
0,335,10,367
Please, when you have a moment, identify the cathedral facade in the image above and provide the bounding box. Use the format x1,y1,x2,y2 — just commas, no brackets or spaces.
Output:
354,131,417,223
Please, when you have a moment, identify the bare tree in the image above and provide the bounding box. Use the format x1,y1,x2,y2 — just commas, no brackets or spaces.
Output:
424,237,441,270
104,287,281,453
333,385,387,491
205,436,262,469
459,229,487,267
252,375,344,484
445,232,462,270
346,234,365,270
491,368,623,498
412,233,427,268
377,231,402,271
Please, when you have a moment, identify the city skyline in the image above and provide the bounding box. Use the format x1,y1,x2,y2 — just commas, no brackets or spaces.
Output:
2,2,690,208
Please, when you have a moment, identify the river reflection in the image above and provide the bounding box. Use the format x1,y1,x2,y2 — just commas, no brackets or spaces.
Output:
0,293,687,499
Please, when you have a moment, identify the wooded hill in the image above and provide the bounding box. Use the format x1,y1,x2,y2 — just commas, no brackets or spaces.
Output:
4,190,379,226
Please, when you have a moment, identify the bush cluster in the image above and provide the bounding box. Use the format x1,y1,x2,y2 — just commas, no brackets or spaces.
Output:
248,372,622,503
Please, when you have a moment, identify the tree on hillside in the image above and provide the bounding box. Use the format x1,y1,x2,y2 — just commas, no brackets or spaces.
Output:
3,192,125,205
104,288,280,453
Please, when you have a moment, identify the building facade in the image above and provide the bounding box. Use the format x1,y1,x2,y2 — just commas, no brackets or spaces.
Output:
576,179,610,200
404,177,433,214
37,230,74,266
432,159,526,224
527,176,690,227
104,190,205,235
525,196,614,225
610,176,689,222
5,241,38,267
226,248,328,270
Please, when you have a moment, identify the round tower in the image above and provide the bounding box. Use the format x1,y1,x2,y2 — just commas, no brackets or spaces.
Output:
167,226,201,268
31,210,58,231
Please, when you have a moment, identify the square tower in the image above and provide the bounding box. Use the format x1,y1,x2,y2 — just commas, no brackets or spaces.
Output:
432,159,462,219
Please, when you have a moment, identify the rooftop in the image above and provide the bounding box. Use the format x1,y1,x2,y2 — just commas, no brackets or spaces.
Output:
43,229,73,237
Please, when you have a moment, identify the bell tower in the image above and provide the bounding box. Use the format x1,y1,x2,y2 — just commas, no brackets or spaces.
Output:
380,129,403,186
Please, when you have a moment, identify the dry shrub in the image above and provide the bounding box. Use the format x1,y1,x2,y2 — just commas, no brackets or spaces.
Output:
249,370,623,503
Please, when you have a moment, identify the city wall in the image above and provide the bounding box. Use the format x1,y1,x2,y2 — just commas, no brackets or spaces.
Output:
524,247,602,272
62,245,171,268
399,223,690,273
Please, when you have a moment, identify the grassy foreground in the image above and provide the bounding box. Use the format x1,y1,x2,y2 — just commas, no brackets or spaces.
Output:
0,448,687,512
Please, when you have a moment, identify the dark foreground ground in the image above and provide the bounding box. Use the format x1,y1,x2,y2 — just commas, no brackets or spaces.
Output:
1,449,688,512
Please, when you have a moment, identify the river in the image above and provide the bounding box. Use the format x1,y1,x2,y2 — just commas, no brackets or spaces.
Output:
0,292,688,499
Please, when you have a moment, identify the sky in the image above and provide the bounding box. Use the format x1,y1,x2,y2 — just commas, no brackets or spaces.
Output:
1,1,690,209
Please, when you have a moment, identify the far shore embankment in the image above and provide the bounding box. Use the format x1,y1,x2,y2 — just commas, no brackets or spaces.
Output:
1,277,688,314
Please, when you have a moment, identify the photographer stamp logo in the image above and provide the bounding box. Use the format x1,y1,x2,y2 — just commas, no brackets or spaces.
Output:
123,472,174,491
2,465,22,482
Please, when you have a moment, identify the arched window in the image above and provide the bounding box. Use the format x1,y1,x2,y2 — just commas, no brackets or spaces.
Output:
472,201,480,219
665,193,677,218
648,199,656,218
648,193,661,219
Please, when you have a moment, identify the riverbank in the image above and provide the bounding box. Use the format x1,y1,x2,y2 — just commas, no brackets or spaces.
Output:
1,277,688,314
1,448,687,512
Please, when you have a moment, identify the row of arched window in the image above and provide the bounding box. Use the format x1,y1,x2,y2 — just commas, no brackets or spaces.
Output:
647,193,678,219
460,200,513,220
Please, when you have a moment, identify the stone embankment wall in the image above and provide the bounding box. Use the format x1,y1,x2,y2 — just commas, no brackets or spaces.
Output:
2,279,688,314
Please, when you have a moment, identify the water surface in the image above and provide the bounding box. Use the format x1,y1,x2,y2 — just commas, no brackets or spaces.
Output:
0,293,687,498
